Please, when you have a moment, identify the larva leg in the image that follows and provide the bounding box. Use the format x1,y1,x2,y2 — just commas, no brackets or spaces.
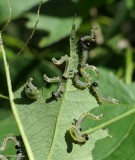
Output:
80,64,99,85
52,55,69,65
73,73,88,89
69,111,103,143
43,74,65,100
16,150,24,160
52,80,65,100
90,82,119,104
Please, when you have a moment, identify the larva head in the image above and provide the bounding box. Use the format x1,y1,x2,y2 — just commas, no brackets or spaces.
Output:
92,82,98,87
78,28,97,51
15,145,21,149
83,134,89,141
78,37,96,50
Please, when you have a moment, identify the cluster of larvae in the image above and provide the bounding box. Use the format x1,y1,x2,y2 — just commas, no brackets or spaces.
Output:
24,20,119,143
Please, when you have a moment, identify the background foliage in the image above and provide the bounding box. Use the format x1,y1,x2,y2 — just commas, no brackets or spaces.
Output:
0,0,135,159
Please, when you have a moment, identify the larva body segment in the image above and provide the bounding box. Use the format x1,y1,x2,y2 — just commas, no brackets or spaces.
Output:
90,82,119,104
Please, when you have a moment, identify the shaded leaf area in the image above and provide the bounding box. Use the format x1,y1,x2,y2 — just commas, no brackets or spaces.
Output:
14,79,108,160
26,14,82,47
1,55,61,91
0,0,47,23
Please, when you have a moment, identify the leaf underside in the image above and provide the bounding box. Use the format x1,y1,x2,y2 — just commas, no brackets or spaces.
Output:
14,79,109,160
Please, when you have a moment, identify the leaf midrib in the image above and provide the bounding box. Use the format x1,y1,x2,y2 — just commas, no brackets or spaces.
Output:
47,80,69,160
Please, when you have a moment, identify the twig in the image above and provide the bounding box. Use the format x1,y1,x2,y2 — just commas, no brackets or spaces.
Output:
1,0,12,33
10,0,43,64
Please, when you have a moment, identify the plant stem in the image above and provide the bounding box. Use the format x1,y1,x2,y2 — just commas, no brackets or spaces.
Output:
125,47,134,84
0,33,34,160
0,94,9,100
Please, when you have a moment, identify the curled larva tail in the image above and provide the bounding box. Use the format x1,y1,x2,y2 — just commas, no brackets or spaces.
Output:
24,77,39,100
43,74,61,83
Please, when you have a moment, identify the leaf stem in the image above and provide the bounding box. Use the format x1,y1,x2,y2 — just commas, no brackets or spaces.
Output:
0,94,9,100
85,106,135,135
0,33,35,160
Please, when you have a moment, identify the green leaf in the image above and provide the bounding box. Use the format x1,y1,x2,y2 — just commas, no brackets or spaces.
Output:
12,67,135,160
81,69,135,160
0,108,20,157
94,82,135,160
26,14,82,47
2,21,135,159
1,26,109,159
13,79,109,160
125,0,134,10
103,123,135,160
92,104,135,160
0,0,48,23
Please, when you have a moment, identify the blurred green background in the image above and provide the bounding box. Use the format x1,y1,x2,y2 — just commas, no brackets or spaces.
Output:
0,0,135,159
0,0,135,93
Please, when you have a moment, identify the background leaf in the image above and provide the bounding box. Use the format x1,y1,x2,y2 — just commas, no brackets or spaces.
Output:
0,0,47,23
26,14,82,47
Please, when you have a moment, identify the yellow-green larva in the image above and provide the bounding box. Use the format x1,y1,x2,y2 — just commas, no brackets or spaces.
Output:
69,111,104,143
